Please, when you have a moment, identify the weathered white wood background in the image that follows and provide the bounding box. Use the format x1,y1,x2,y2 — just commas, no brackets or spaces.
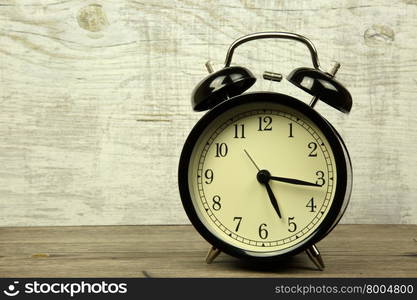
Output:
0,0,416,226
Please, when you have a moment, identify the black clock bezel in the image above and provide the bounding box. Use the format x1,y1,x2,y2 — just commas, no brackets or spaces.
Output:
178,92,350,262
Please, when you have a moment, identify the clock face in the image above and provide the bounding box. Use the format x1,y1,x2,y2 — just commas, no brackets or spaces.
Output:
180,93,348,258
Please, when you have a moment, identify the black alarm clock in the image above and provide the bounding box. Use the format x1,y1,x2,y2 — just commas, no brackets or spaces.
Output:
178,32,352,270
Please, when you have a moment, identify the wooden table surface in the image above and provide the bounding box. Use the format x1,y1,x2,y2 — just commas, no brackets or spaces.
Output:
0,225,416,278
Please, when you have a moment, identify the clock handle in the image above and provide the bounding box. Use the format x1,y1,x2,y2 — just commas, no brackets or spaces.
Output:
224,32,321,71
305,244,325,271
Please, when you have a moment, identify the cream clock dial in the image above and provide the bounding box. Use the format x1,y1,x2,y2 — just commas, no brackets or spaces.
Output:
189,103,336,254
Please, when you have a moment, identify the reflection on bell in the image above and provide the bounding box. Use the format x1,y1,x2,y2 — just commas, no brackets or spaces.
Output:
300,76,314,90
288,67,352,113
191,66,256,111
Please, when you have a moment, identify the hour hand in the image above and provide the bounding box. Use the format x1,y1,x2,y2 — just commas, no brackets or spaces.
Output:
269,175,320,187
264,181,282,218
257,170,282,219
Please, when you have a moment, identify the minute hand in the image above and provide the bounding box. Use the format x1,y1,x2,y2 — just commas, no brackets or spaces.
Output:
269,175,320,187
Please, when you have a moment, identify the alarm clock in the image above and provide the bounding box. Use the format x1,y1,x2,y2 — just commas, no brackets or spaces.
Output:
178,32,352,270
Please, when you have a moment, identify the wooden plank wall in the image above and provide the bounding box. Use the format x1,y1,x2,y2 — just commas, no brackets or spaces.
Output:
0,0,416,226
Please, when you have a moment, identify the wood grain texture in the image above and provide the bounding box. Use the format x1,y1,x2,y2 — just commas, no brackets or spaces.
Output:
0,0,416,226
0,225,416,277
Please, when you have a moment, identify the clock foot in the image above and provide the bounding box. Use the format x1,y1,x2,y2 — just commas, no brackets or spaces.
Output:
205,246,221,264
305,244,325,271
205,61,215,73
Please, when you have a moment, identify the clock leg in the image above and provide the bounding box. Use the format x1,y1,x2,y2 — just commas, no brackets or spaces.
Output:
305,244,325,271
205,61,215,73
205,246,221,264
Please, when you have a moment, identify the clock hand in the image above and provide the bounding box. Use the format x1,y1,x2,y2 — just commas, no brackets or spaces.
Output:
244,150,282,219
256,169,282,219
264,181,282,219
269,175,320,187
244,149,319,187
243,149,260,171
